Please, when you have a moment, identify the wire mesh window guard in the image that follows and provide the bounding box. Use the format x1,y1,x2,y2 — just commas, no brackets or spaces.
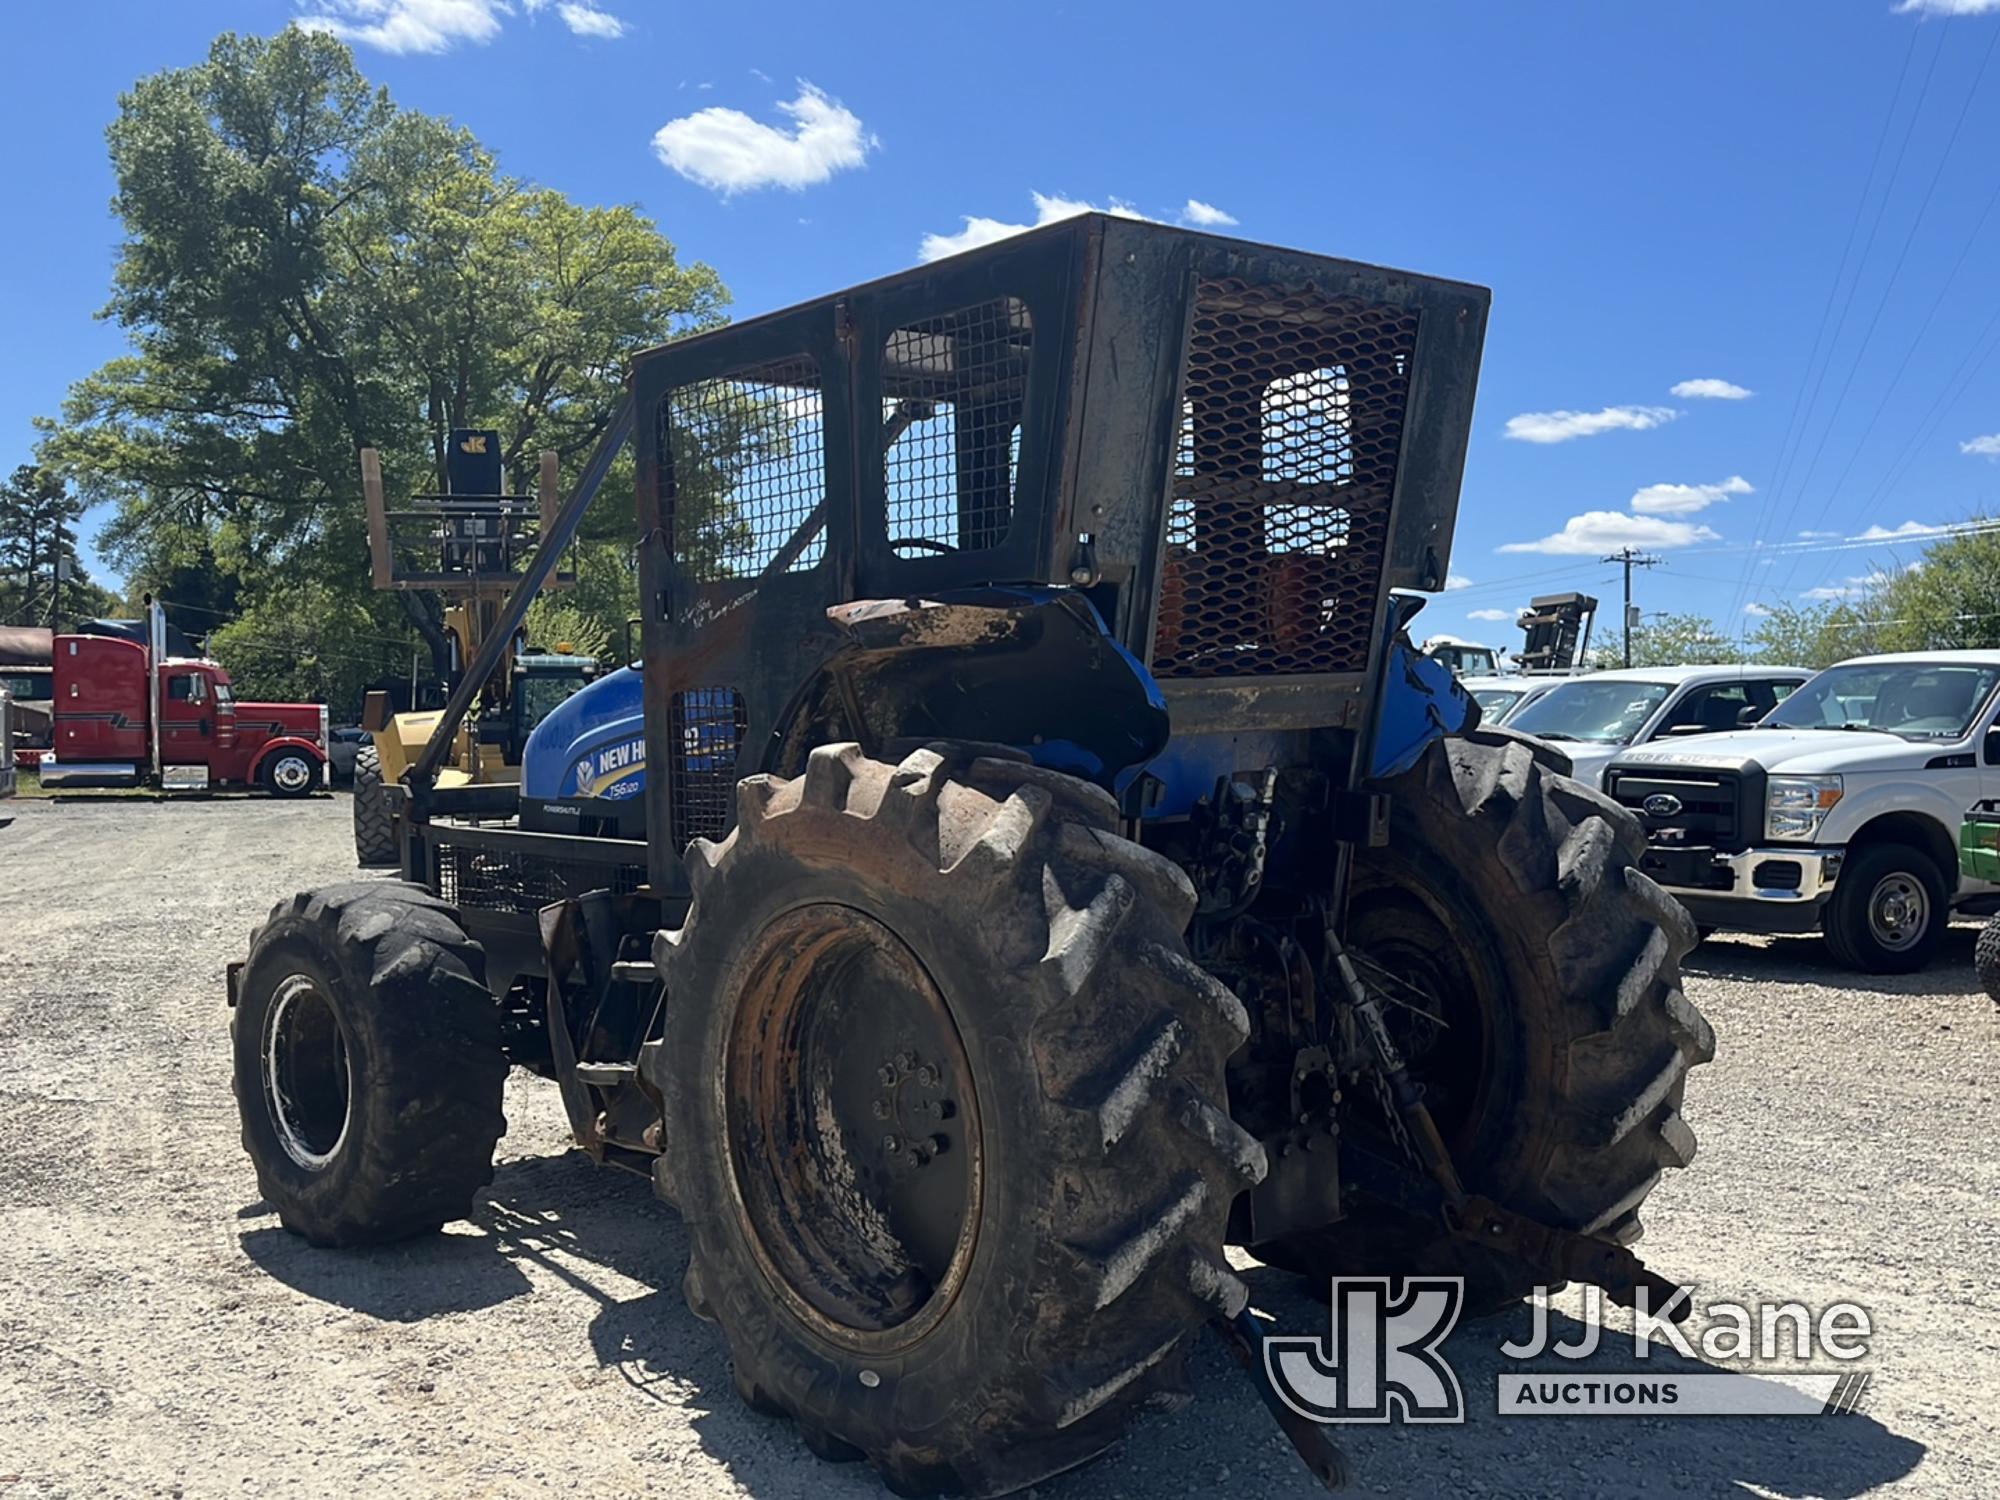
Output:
659,358,826,583
670,688,747,848
881,298,1032,554
1154,279,1419,679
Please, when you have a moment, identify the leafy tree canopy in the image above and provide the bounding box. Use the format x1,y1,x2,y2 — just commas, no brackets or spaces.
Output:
39,28,726,708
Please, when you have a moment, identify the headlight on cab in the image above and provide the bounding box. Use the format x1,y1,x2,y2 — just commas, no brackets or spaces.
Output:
1766,774,1842,841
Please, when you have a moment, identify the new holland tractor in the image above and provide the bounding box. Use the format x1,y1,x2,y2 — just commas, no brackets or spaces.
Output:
230,217,1712,1494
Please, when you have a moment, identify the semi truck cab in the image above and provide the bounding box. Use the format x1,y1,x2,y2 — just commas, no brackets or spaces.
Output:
42,621,328,794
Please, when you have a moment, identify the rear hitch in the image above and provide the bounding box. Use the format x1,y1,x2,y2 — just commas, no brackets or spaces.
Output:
1212,1309,1349,1492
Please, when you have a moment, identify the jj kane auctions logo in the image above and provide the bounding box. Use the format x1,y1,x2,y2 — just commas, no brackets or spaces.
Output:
1267,1279,1875,1423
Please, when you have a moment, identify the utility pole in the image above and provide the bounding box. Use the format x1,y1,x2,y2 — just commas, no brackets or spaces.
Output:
1601,547,1662,668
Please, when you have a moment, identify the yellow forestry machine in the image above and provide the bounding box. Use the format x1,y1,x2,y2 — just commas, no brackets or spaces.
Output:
352,429,599,864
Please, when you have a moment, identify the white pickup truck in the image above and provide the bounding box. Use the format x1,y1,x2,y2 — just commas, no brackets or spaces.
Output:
1603,651,2000,972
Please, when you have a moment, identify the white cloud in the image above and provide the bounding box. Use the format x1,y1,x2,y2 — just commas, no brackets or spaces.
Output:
296,0,507,53
749,67,772,83
1855,520,1953,540
553,2,624,37
1961,433,2000,459
1894,0,2000,13
1670,378,1753,400
1181,199,1238,228
1629,474,1753,516
1798,529,1841,539
1804,578,1877,602
1501,405,1680,444
1467,607,1513,622
1497,510,1719,555
652,83,875,194
1444,574,1473,590
1744,602,1772,617
919,192,1156,263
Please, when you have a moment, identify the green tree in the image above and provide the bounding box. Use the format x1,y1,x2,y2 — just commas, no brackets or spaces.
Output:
205,580,414,716
41,29,727,678
1591,612,1741,669
0,464,119,627
1745,600,1881,670
523,595,614,663
1865,522,2000,651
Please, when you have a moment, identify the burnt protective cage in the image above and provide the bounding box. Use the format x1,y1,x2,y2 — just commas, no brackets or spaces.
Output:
630,215,1489,884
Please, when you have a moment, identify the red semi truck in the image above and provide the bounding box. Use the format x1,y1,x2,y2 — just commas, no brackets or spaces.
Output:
40,602,328,795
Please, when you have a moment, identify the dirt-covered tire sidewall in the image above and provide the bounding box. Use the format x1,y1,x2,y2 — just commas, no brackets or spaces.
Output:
1823,843,1948,975
651,746,1260,1497
232,885,507,1246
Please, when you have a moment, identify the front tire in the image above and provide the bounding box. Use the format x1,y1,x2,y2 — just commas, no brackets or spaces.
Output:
1821,842,1947,974
264,749,319,799
232,882,508,1246
649,744,1264,1498
351,744,397,866
1257,733,1713,1312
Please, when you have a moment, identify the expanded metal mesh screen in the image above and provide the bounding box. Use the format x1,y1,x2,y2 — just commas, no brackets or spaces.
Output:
658,358,826,582
882,298,1031,554
669,688,747,849
432,839,645,915
1152,279,1419,679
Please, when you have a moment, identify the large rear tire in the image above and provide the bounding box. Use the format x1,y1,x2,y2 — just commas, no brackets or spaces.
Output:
649,744,1265,1498
1257,733,1713,1313
351,744,397,866
232,882,508,1247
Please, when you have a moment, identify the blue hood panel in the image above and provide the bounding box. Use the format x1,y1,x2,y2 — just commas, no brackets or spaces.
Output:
521,665,647,802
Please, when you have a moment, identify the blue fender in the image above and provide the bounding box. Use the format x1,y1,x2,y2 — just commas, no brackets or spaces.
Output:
1370,601,1478,780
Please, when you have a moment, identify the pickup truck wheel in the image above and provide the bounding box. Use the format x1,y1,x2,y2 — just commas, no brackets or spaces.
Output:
1822,843,1947,974
264,750,319,799
232,882,508,1246
351,744,397,866
648,744,1263,1498
1254,734,1712,1315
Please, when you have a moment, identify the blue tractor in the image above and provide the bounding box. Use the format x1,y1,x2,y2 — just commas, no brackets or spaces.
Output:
229,217,1710,1494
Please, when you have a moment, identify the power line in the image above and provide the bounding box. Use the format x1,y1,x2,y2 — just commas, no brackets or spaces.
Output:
1774,17,2000,596
1601,548,1662,668
1728,17,1935,622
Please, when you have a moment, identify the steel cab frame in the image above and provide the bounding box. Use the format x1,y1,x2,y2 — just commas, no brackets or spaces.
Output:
628,214,1489,905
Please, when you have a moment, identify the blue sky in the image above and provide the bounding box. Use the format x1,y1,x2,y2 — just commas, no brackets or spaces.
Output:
4,0,1998,641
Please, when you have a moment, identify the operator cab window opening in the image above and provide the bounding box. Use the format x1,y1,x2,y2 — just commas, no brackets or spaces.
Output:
660,356,828,585
881,297,1032,556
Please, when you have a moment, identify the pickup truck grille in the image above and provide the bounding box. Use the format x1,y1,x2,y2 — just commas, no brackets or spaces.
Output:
1607,767,1748,852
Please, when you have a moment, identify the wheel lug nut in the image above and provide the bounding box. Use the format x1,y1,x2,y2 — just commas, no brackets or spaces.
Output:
895,1051,916,1071
904,1149,925,1169
915,1064,939,1087
881,1134,902,1154
871,1099,891,1120
877,1065,897,1086
929,1099,955,1120
928,1134,949,1156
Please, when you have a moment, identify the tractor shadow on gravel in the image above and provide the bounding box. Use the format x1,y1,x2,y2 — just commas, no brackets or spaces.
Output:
241,1149,1926,1500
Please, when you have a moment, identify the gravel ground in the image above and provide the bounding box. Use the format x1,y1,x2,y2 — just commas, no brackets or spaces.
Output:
1,795,1995,1498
